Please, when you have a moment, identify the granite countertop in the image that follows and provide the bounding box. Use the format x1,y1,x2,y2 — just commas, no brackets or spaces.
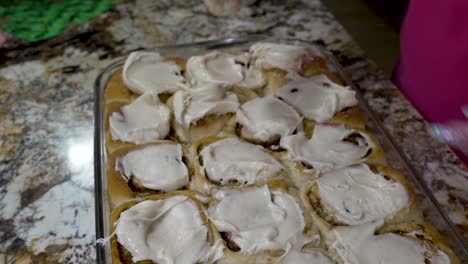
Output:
0,0,466,263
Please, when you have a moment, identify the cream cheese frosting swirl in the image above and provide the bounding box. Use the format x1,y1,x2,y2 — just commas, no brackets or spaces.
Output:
316,164,409,225
115,143,189,192
280,124,373,172
330,220,451,264
186,51,264,88
122,51,185,94
110,93,170,144
250,42,321,73
173,84,240,128
276,74,358,122
208,186,304,254
115,196,225,264
237,96,302,142
199,138,283,185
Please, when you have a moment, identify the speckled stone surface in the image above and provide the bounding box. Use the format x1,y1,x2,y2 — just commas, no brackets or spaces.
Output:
0,0,466,263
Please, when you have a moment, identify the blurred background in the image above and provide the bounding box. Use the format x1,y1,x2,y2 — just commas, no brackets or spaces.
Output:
0,0,406,76
323,0,407,75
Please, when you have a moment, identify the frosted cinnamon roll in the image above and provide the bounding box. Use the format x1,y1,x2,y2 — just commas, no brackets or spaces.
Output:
110,191,225,264
208,184,321,263
281,124,385,179
228,96,302,146
186,51,265,90
106,142,191,208
268,74,364,128
105,93,172,154
249,42,322,74
302,164,421,231
166,84,239,143
250,42,332,96
325,220,459,264
105,52,186,106
190,137,290,194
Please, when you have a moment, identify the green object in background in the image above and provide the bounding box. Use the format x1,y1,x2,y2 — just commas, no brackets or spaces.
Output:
0,0,121,42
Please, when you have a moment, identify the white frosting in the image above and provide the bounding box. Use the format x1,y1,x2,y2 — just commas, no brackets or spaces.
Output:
122,51,185,94
279,250,335,264
115,196,224,264
186,51,245,85
279,235,335,264
186,51,264,88
280,125,372,172
110,93,170,144
237,63,266,89
237,96,302,142
331,221,451,264
173,84,239,128
115,143,189,192
208,186,304,254
316,164,409,225
250,42,320,73
199,138,283,185
276,74,358,122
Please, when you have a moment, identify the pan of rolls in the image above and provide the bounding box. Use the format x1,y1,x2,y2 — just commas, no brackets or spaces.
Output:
94,37,463,264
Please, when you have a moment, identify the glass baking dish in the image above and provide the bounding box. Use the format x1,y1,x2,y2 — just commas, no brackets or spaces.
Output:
94,35,468,263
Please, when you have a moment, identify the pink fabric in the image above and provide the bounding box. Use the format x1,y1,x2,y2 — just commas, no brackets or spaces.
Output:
392,0,468,164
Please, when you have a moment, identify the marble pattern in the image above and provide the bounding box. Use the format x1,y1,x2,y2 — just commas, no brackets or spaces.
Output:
0,0,466,262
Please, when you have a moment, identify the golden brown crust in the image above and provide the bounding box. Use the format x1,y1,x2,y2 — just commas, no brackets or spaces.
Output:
106,141,192,209
189,136,292,195
302,164,422,236
110,191,223,264
104,70,137,105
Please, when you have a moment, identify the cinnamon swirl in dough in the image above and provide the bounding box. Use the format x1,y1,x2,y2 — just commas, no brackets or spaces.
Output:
303,164,421,231
167,84,239,143
325,220,459,264
110,191,225,264
106,142,191,208
190,137,289,194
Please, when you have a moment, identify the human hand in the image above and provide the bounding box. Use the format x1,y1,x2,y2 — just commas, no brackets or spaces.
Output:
430,107,468,155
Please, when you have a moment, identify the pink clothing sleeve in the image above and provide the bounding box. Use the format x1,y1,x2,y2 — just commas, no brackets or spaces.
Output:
392,0,468,163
